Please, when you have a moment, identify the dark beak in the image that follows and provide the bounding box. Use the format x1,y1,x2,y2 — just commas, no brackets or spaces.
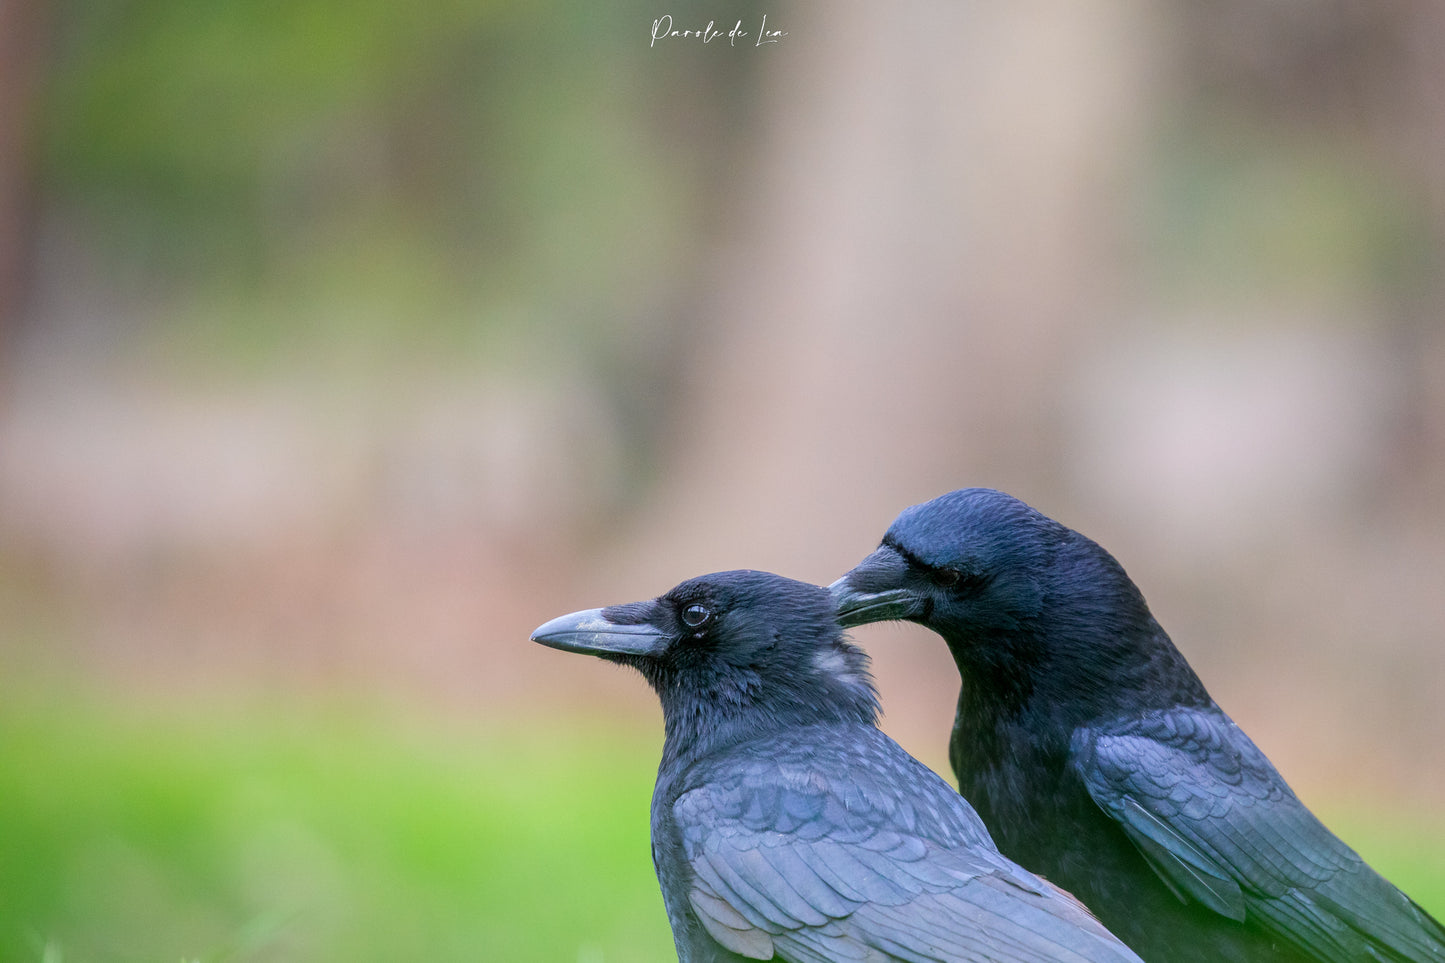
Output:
830,545,929,627
531,607,668,658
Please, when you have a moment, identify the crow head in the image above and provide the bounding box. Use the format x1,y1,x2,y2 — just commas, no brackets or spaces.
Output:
831,489,1198,718
831,489,1065,639
533,570,879,742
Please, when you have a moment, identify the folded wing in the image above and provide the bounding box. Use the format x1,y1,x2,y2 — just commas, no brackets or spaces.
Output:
1072,706,1445,963
677,727,1141,963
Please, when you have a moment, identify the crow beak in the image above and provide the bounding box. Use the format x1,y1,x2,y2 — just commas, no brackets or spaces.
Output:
531,607,669,658
830,545,929,627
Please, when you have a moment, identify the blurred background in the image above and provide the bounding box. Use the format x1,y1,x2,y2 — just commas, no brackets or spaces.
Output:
1,0,1443,959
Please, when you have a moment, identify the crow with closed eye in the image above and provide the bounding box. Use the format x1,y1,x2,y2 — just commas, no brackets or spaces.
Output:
533,569,1143,963
831,488,1445,962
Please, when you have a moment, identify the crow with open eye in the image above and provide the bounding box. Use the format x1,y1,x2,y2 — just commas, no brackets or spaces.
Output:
534,569,1143,963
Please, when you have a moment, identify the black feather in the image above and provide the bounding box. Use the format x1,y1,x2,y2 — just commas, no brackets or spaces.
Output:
834,488,1445,963
535,569,1142,962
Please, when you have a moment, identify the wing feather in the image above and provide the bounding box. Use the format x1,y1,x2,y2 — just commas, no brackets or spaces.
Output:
1073,706,1445,962
675,725,1141,962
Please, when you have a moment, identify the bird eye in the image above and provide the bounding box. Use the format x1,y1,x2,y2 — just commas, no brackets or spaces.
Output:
681,603,711,628
934,568,962,588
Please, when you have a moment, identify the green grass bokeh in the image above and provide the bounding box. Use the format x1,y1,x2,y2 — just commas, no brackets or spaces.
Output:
1,699,1439,962
0,700,672,962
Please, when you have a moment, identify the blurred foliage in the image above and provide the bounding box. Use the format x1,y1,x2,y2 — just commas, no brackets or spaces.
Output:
0,695,1441,962
37,0,762,371
1141,116,1434,308
0,697,673,962
15,8,1443,956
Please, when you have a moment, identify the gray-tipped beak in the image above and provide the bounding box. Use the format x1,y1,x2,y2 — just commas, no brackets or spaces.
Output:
830,545,930,627
530,607,668,658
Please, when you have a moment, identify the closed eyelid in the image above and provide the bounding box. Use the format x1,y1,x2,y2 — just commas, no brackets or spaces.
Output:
883,534,940,574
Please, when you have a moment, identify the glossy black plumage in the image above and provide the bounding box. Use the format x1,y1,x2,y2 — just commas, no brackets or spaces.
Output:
831,488,1445,963
532,569,1142,963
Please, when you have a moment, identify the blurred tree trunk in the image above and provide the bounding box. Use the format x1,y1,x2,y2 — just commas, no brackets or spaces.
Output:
594,0,1162,759
0,0,48,355
608,0,1163,588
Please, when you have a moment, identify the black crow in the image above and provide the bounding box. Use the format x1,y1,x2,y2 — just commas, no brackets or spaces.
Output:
532,569,1143,962
830,488,1445,963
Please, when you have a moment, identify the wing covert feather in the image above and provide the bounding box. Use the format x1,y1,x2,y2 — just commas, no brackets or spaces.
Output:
677,725,1140,962
1072,706,1445,962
